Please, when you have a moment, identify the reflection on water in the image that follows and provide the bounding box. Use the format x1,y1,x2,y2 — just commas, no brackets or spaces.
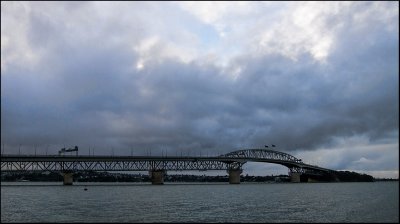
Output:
1,182,399,223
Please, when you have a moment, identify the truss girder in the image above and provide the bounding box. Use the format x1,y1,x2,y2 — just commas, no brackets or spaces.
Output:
223,149,302,163
0,160,231,172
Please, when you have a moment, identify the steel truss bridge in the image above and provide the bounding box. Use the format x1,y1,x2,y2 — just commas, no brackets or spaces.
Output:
1,148,335,176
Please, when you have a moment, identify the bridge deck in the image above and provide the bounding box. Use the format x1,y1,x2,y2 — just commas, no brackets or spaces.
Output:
1,154,335,173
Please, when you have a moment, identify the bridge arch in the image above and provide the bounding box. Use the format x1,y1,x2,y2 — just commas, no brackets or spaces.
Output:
221,148,335,180
222,148,302,163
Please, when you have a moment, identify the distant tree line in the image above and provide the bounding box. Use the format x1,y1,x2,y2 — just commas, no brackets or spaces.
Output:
1,170,381,182
334,171,374,182
1,171,290,182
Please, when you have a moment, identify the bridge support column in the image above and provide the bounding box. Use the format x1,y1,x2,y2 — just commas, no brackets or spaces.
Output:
290,172,301,183
149,170,165,185
228,169,242,184
62,173,73,185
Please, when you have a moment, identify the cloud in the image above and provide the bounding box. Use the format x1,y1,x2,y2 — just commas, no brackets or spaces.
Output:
295,137,399,178
1,2,398,177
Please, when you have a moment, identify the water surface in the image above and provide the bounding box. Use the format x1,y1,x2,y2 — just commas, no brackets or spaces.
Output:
1,182,398,223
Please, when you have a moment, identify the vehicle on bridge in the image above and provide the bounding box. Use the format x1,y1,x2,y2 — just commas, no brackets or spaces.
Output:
58,146,79,156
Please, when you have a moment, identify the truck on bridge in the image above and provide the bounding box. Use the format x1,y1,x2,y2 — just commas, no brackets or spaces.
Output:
58,146,78,156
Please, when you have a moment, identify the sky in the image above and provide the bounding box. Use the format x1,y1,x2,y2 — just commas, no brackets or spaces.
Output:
1,1,399,178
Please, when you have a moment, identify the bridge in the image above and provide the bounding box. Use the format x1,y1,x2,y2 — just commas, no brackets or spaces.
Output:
1,148,337,185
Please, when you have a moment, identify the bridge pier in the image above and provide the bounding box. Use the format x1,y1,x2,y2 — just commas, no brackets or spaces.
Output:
290,172,301,183
149,170,165,185
228,169,242,184
62,172,74,185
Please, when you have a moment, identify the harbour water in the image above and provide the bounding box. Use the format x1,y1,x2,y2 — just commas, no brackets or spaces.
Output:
1,181,398,223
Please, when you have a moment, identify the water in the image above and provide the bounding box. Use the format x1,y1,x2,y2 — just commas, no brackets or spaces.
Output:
1,182,398,223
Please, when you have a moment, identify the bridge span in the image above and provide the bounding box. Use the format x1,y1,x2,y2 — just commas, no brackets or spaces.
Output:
1,148,337,184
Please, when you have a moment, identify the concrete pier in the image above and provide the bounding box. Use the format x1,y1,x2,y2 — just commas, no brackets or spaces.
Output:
63,173,73,185
149,170,165,185
228,169,242,184
290,172,301,183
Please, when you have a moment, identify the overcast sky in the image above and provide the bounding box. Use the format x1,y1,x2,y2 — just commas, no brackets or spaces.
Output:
1,1,398,178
